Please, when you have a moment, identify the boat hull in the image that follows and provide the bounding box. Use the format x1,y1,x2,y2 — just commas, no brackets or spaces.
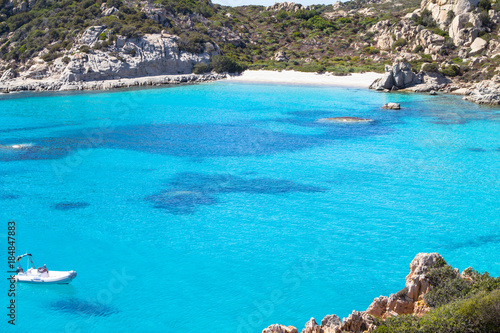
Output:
16,270,77,284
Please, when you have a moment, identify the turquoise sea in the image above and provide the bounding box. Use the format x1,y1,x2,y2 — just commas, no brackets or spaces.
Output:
0,81,499,332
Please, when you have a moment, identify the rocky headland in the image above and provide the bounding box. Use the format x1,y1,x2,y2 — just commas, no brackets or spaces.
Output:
261,253,499,333
0,21,224,92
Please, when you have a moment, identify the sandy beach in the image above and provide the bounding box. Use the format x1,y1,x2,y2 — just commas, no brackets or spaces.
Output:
0,71,384,93
225,70,383,88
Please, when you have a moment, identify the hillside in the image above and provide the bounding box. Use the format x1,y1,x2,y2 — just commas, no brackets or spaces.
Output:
2,0,500,99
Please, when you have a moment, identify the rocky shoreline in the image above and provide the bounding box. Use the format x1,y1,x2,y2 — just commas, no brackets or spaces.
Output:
367,58,500,105
261,253,470,333
0,73,227,93
2,67,500,107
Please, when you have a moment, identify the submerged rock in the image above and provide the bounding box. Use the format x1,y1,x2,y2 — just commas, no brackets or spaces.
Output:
316,117,374,124
382,103,401,110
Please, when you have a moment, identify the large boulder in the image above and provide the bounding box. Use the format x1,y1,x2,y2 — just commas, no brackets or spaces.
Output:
301,318,321,333
420,0,479,27
0,68,15,82
267,2,304,12
365,253,443,319
416,29,445,54
340,311,375,333
469,37,488,56
405,253,442,301
320,315,341,333
369,60,419,90
382,103,401,110
274,51,288,62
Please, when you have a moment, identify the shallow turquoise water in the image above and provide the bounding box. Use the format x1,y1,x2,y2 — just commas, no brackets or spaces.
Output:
0,82,499,332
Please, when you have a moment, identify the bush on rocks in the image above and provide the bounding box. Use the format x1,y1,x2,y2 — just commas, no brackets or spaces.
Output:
192,62,211,74
210,55,244,73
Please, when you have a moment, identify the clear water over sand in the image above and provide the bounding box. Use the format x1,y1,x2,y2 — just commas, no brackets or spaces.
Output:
0,82,499,332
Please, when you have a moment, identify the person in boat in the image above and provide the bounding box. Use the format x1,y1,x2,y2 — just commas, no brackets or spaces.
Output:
16,265,24,274
38,264,48,273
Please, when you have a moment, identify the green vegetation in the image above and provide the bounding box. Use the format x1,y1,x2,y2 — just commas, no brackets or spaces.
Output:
210,55,244,73
0,0,496,76
413,9,437,28
440,64,461,77
374,259,500,333
192,62,211,74
0,0,411,74
393,38,407,49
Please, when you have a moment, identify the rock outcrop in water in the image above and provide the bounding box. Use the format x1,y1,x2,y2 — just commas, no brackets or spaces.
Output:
261,253,444,333
316,117,374,124
382,103,401,110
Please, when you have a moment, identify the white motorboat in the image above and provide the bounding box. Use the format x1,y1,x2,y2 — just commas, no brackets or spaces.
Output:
15,253,77,284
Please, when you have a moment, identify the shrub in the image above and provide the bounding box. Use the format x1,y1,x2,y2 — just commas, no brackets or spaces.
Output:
301,15,338,31
419,289,500,333
192,62,211,74
480,12,491,27
62,56,70,64
413,45,424,53
210,55,244,73
444,38,456,49
393,38,407,49
433,28,448,38
296,63,326,73
119,25,138,38
293,9,318,20
275,11,288,21
41,52,61,62
414,9,437,28
79,45,90,53
374,289,500,333
421,62,438,72
479,0,492,11
446,10,455,24
336,17,352,24
441,65,460,77
178,32,210,54
99,32,107,40
374,314,419,333
364,46,380,54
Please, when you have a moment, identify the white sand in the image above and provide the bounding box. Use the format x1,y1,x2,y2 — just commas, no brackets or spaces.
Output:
225,70,383,88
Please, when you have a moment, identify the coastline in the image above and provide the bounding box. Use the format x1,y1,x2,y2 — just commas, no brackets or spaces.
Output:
226,70,384,88
0,70,486,105
0,73,228,93
0,71,384,94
